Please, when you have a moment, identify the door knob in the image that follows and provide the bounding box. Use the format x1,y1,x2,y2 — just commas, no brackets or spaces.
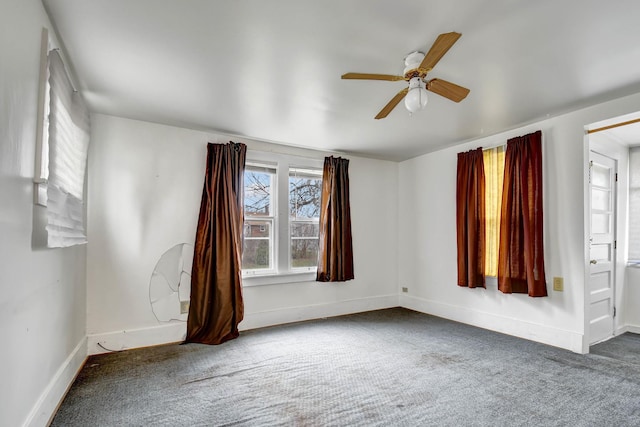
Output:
590,259,598,264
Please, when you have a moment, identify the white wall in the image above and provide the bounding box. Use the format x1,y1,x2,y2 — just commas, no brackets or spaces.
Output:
86,114,399,353
0,1,87,426
626,268,640,330
399,92,640,353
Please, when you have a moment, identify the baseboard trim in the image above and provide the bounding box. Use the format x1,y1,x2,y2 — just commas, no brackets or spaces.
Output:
87,322,187,355
88,295,399,355
400,294,584,353
24,336,87,427
626,325,640,334
615,325,629,336
241,294,399,331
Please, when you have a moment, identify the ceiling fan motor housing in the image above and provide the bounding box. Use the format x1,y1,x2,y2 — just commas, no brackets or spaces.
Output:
404,51,426,76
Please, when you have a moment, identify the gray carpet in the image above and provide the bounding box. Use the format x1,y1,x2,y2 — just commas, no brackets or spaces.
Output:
51,308,640,426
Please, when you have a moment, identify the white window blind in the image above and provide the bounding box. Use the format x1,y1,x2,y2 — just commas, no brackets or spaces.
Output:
629,147,640,262
46,49,90,248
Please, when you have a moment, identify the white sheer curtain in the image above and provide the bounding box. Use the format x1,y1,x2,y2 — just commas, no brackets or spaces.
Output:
629,147,640,262
46,49,90,248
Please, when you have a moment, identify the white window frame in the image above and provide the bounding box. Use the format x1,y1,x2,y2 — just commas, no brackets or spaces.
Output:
289,167,323,273
242,151,323,286
242,162,277,276
33,27,90,248
34,28,51,206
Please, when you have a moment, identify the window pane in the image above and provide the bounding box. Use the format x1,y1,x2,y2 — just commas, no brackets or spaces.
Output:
242,239,271,270
591,163,610,188
289,170,322,220
591,188,610,212
245,169,273,216
242,219,272,270
291,238,319,268
244,220,271,238
291,222,319,238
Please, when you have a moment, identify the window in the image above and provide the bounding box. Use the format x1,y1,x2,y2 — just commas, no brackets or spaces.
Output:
460,131,545,296
243,164,276,273
289,168,322,271
242,152,323,282
34,28,90,248
483,146,505,276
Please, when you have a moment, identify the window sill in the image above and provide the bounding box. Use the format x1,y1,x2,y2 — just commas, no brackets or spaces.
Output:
242,270,316,287
627,262,640,269
485,275,498,288
34,182,48,206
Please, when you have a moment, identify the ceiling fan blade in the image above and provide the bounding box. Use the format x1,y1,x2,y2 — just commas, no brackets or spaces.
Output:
427,78,470,102
419,32,462,72
342,72,405,81
375,88,409,119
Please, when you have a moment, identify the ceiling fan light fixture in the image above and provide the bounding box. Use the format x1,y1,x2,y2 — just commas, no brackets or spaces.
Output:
404,77,428,113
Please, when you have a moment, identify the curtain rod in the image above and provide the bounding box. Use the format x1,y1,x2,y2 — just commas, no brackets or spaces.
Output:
51,48,78,93
587,117,640,134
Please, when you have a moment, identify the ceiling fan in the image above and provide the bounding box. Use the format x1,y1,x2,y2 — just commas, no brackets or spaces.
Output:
342,32,470,119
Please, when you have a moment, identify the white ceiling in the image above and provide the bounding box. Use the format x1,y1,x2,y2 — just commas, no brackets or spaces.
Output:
43,0,640,161
607,123,640,146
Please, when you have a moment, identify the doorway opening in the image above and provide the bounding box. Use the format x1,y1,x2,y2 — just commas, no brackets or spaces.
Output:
585,112,640,348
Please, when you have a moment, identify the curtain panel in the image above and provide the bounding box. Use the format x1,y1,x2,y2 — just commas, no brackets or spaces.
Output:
456,148,486,288
186,142,247,345
498,130,547,297
316,156,354,282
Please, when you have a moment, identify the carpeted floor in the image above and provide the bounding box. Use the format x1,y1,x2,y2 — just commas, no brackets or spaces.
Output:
51,308,640,426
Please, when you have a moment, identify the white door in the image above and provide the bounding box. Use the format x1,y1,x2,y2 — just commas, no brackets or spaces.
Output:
588,151,617,345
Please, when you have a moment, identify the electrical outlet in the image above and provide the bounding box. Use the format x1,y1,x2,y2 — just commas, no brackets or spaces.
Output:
553,277,563,292
180,300,190,314
402,287,408,293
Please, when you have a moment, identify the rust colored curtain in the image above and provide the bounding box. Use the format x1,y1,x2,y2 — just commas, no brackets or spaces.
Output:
317,156,354,282
498,130,547,297
186,142,247,345
456,148,486,288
